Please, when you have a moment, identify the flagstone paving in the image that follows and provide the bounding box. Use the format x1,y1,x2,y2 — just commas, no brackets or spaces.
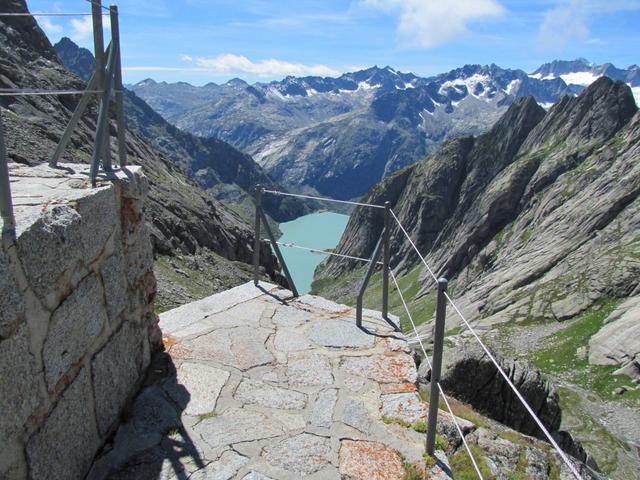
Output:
89,282,457,480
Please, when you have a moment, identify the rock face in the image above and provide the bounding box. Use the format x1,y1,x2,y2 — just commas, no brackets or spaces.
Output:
0,0,282,283
317,78,640,328
53,37,307,223
437,342,561,436
0,165,157,479
424,341,599,471
588,295,640,380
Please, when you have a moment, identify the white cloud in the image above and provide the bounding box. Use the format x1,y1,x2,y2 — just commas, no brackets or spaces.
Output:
363,0,504,48
69,15,110,45
537,0,589,52
39,18,63,37
181,54,339,78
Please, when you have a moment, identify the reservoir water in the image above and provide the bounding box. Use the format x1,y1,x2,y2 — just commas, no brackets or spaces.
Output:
277,211,350,294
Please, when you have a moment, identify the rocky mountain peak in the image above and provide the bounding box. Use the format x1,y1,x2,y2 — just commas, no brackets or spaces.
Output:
523,77,638,150
53,37,95,82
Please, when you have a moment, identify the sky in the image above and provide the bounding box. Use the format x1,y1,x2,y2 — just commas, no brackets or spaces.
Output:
26,0,640,86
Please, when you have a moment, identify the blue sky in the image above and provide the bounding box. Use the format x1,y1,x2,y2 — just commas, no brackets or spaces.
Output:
27,0,640,85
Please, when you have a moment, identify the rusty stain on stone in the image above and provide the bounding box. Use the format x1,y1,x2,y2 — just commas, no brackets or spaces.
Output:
339,440,405,480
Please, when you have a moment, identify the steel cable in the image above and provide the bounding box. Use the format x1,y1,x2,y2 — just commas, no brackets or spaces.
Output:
390,270,484,479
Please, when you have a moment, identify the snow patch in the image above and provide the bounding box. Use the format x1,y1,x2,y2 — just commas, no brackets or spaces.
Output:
537,101,555,110
559,71,600,86
357,81,381,91
506,79,520,95
528,73,543,80
439,74,493,100
631,86,640,107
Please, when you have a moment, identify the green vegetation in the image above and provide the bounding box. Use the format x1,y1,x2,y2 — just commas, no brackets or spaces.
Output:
531,298,639,401
449,444,493,480
403,462,424,480
520,229,532,242
495,223,514,245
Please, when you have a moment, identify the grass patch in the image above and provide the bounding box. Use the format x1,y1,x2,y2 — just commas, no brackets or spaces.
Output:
403,462,424,480
531,298,639,401
520,229,532,242
449,444,493,480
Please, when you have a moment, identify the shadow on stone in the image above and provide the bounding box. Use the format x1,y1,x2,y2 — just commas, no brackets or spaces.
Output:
88,352,207,480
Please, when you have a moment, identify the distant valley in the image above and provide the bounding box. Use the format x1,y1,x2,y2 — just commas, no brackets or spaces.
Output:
131,59,640,201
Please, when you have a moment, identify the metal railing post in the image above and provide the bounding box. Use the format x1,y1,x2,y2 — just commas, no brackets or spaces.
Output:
356,232,385,327
91,0,111,172
258,208,299,297
110,4,127,167
253,185,262,285
426,277,448,455
90,41,117,185
382,201,391,319
0,109,16,244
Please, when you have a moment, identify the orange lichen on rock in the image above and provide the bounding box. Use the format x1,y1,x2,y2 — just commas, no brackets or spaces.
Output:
339,440,405,480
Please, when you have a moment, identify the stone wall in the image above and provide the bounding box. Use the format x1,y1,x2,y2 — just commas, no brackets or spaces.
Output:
0,164,160,479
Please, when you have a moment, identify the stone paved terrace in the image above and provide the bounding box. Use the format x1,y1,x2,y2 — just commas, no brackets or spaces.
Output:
88,282,458,480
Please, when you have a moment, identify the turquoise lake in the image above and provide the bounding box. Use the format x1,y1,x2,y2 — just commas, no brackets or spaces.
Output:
277,211,350,294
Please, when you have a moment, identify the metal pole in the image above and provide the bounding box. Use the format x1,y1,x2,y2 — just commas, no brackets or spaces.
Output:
110,4,127,167
426,277,448,455
90,42,117,185
0,109,16,243
382,201,391,319
91,0,111,171
253,185,262,285
356,232,384,327
49,71,100,167
259,208,299,297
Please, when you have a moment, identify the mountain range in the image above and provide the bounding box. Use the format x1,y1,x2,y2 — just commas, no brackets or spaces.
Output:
53,37,305,223
131,60,640,201
312,77,640,478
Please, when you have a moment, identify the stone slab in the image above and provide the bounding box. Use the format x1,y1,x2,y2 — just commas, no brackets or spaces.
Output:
234,378,307,410
338,440,405,480
262,433,332,475
188,450,248,480
341,354,417,384
380,392,427,424
272,305,315,327
342,399,371,434
164,362,230,416
194,409,285,449
159,282,277,334
310,389,338,428
287,354,334,387
308,319,375,349
274,330,314,352
181,326,273,371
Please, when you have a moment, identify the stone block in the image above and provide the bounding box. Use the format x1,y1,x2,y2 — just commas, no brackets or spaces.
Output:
76,187,119,263
16,205,84,298
338,440,405,480
310,389,338,428
26,368,101,480
91,322,142,437
0,251,24,338
262,433,332,475
44,273,108,390
163,361,229,416
100,251,127,322
0,325,41,443
124,224,154,287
